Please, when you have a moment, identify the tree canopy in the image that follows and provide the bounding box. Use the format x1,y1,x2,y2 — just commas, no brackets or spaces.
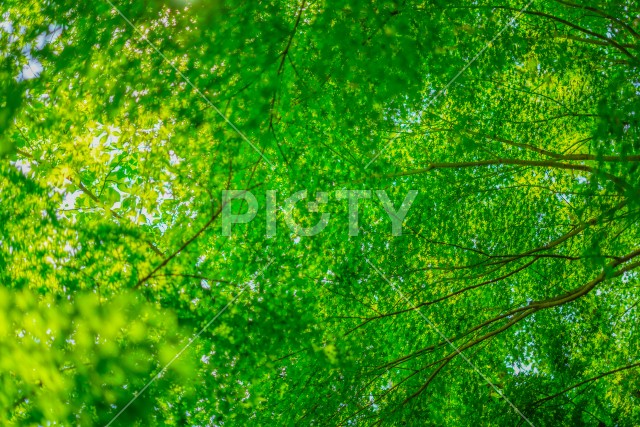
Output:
1,0,639,425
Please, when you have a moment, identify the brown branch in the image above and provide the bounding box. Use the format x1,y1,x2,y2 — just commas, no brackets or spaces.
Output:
379,245,640,398
277,0,306,76
503,7,640,64
554,0,640,40
135,199,223,288
372,159,633,193
532,362,640,407
467,130,640,163
349,258,539,335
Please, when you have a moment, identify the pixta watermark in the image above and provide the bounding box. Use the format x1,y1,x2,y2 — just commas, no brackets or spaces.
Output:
221,189,418,237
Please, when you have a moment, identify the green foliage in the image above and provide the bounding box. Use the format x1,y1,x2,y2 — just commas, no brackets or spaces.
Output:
1,0,639,425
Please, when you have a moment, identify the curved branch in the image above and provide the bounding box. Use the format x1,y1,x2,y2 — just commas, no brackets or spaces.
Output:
532,362,640,407
386,248,640,400
554,0,640,40
374,159,633,193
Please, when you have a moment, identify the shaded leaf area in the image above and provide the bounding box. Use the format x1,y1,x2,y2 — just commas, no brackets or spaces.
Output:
0,0,639,425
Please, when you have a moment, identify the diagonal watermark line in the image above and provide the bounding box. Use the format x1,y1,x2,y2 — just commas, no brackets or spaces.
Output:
101,0,275,169
365,258,535,427
364,0,535,169
104,258,275,427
